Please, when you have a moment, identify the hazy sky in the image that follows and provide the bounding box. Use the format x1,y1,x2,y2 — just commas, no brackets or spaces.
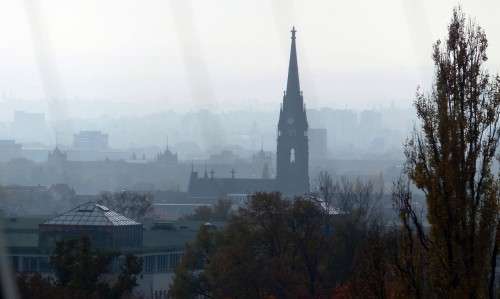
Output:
1,0,500,117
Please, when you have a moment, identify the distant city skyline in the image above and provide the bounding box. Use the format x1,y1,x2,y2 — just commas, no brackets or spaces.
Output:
1,0,499,117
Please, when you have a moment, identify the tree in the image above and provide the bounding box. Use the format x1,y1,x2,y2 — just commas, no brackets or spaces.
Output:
323,175,386,290
316,171,335,208
17,237,142,299
348,223,398,299
168,225,218,299
98,191,153,221
182,198,233,221
313,172,384,223
108,254,143,299
169,193,333,298
169,188,386,299
16,274,64,299
393,7,500,298
51,237,112,292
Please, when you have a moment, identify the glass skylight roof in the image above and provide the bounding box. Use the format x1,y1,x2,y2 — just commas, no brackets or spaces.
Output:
43,202,140,226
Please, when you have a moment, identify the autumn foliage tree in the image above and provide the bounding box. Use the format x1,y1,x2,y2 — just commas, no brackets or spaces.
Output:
169,193,339,299
169,182,386,299
393,7,500,298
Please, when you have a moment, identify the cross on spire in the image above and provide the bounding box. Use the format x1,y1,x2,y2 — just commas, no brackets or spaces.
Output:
286,26,300,96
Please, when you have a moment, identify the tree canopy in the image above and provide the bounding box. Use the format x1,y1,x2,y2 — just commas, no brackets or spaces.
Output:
169,187,385,299
98,190,153,221
17,237,142,299
393,7,500,298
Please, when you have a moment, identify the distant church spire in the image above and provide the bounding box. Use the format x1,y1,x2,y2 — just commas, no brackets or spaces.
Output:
286,26,300,96
276,26,309,195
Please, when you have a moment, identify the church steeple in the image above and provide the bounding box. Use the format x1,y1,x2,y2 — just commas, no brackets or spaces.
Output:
276,26,309,196
286,27,300,96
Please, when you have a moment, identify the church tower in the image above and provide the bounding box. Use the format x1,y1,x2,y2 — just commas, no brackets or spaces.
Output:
276,27,309,195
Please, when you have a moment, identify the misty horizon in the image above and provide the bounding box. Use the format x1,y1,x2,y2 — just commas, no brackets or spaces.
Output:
2,0,500,120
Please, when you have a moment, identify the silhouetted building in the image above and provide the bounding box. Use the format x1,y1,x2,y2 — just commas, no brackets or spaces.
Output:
276,27,309,195
252,148,273,179
208,150,240,164
309,128,328,161
73,130,109,150
3,205,204,297
188,27,310,199
39,202,142,252
359,109,383,131
47,147,67,164
0,140,22,162
0,146,190,194
156,144,178,164
188,168,276,201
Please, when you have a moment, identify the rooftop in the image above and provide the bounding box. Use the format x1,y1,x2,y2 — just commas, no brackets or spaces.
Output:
42,202,140,226
3,215,217,253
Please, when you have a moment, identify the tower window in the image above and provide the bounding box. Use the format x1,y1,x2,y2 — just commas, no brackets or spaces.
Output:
290,148,295,163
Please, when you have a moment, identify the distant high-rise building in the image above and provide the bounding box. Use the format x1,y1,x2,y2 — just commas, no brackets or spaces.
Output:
276,27,310,195
359,110,383,133
308,128,328,161
73,130,109,150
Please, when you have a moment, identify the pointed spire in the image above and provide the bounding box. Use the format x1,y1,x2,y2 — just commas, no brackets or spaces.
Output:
286,26,300,96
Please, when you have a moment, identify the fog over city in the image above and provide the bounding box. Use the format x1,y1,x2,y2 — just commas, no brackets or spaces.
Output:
1,1,500,298
2,0,500,112
1,0,499,149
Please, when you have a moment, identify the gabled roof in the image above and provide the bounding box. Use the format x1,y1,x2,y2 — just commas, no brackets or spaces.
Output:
43,202,140,226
